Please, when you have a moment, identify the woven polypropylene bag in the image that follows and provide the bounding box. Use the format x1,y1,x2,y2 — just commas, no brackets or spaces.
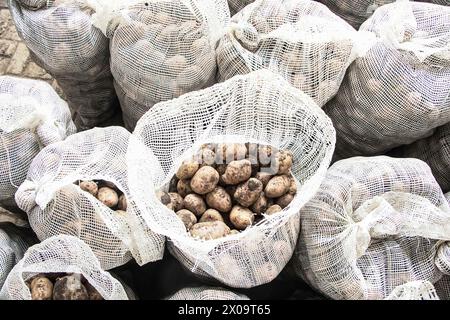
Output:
0,227,28,289
216,0,361,108
292,156,450,300
385,281,439,300
166,287,249,300
0,76,75,208
324,1,450,159
97,0,229,130
389,123,450,193
0,235,130,300
227,0,255,16
15,126,165,270
8,0,120,131
128,70,336,288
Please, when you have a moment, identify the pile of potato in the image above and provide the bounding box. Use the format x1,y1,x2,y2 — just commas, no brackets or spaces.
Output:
109,0,227,130
217,0,358,107
158,143,297,240
76,180,127,214
27,273,104,300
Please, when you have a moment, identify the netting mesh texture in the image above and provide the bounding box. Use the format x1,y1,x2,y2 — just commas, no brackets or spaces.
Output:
108,0,230,130
227,0,256,16
8,0,120,131
292,156,450,300
0,227,29,289
15,126,165,270
216,0,360,108
0,235,130,300
128,70,336,288
166,286,250,300
385,280,439,300
0,76,76,208
324,1,450,159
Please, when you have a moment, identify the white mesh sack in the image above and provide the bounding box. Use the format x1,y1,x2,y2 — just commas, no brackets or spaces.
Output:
385,281,439,300
227,0,255,16
91,0,230,130
8,0,120,131
166,287,249,300
292,156,450,300
389,122,450,193
324,1,450,159
128,70,336,288
0,227,29,289
0,235,131,300
14,126,165,270
216,0,361,108
0,76,76,208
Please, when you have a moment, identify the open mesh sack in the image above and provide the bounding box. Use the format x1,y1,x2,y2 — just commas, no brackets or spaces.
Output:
292,156,450,300
216,0,360,108
128,70,336,288
15,126,165,270
0,227,29,289
324,1,450,159
166,287,249,300
385,281,439,300
92,0,230,130
0,235,131,300
0,76,75,209
389,123,450,193
227,0,255,16
8,0,120,131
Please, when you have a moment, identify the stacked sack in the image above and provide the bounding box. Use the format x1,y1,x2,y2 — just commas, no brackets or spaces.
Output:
389,123,449,193
292,156,450,300
324,1,450,159
90,0,230,130
9,0,120,130
15,126,165,270
217,0,361,107
0,225,29,289
128,70,336,288
0,235,133,300
0,76,75,210
166,287,249,300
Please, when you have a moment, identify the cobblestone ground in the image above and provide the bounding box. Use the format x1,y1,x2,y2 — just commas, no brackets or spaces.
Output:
0,1,63,95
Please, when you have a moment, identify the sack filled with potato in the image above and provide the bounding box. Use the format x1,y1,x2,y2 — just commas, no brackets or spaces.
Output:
324,1,450,159
8,0,121,130
292,156,450,300
128,70,336,288
217,0,361,108
0,76,75,210
15,126,165,270
89,0,230,130
0,226,29,289
166,286,249,300
389,123,450,193
0,235,133,300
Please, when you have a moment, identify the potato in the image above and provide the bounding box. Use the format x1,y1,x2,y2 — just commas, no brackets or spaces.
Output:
265,175,290,198
276,193,294,209
206,187,232,213
190,221,231,240
168,192,184,212
118,194,127,211
199,209,224,223
255,172,273,188
274,150,293,175
176,159,199,180
229,205,255,230
85,281,104,300
221,160,252,185
234,178,263,207
30,276,53,300
196,148,216,167
169,175,179,193
53,274,89,300
288,176,297,195
97,187,119,208
251,192,270,214
265,204,282,215
157,191,172,207
190,166,219,194
177,179,193,198
258,145,274,167
79,180,98,197
216,143,247,163
176,209,197,231
183,194,207,217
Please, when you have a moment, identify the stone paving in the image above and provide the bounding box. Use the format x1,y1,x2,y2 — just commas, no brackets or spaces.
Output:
0,0,63,95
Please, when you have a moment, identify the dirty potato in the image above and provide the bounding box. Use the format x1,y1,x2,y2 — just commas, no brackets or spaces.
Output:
276,193,294,208
97,187,119,208
176,159,200,180
79,181,98,197
265,175,290,198
177,209,198,231
199,209,224,223
190,221,231,240
234,178,263,207
53,274,89,300
221,160,252,185
255,172,273,188
251,192,270,214
118,194,127,211
265,204,282,215
168,192,184,211
206,186,232,213
30,276,53,300
274,150,293,175
177,179,193,197
229,205,255,230
190,166,219,194
183,194,207,217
